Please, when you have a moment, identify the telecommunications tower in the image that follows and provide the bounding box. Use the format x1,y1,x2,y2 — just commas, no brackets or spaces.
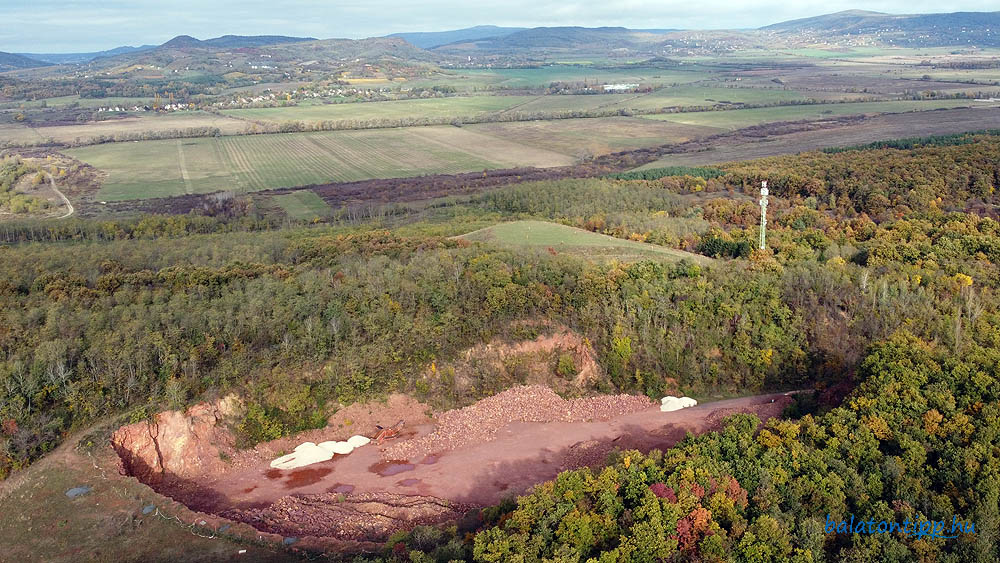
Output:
759,181,769,250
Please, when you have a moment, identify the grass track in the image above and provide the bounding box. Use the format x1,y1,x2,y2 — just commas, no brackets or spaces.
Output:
459,220,713,265
274,191,330,220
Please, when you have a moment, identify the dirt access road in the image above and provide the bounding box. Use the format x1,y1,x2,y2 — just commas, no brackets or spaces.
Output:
155,390,794,543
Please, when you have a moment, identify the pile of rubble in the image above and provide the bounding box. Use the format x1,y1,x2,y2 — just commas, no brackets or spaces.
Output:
384,385,652,459
223,492,467,541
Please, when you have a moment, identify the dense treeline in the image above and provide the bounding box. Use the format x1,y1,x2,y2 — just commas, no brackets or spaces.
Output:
393,330,1000,562
361,136,1000,562
0,155,49,214
822,130,1000,153
605,166,725,181
0,211,279,244
720,135,1000,219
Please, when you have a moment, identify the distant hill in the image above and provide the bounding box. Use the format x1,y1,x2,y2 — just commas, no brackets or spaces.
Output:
71,34,442,79
433,26,665,52
158,34,316,50
388,26,526,49
763,10,1000,46
0,51,51,71
761,10,890,33
16,45,156,65
273,37,441,63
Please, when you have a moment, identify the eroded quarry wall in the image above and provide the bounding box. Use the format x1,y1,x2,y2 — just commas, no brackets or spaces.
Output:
111,396,241,484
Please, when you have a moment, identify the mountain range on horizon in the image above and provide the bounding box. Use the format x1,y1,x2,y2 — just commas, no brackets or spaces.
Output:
4,9,1000,70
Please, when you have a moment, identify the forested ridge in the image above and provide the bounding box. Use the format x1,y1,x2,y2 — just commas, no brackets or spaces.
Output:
2,137,1000,560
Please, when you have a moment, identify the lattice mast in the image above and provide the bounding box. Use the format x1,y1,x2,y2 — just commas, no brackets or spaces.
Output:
759,181,769,250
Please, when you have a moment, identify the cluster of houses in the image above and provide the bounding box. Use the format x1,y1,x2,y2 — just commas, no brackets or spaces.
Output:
602,83,640,92
96,102,194,113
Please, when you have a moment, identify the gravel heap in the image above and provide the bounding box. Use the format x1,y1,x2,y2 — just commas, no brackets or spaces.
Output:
224,492,465,541
384,385,653,460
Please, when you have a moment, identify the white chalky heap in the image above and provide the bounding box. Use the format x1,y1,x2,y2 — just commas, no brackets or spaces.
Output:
660,396,698,412
346,435,371,448
319,440,354,455
268,434,372,470
269,442,332,470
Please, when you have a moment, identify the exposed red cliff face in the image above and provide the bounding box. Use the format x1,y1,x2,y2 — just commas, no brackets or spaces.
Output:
111,395,242,484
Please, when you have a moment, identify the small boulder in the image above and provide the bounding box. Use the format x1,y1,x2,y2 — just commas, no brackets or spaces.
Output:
65,486,92,499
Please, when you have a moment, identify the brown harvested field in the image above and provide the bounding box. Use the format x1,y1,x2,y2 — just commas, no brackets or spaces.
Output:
0,122,45,144
16,112,248,145
640,106,1000,168
734,65,982,95
467,116,723,157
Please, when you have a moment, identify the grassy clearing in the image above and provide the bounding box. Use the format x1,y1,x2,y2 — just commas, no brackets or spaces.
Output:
642,99,982,130
459,220,713,264
0,447,295,563
67,126,572,201
467,117,721,157
274,190,330,220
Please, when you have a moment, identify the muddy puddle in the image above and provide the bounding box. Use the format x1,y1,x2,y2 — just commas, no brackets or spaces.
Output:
369,460,415,476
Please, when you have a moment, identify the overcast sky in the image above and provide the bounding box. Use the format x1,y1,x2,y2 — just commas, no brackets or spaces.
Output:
3,0,998,53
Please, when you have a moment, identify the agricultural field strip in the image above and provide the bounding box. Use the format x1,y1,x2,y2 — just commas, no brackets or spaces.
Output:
496,95,546,114
210,137,244,191
218,137,267,190
69,127,528,200
307,134,393,181
402,126,574,168
175,139,194,194
642,99,992,130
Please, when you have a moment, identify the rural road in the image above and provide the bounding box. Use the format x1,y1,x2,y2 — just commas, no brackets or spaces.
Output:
47,172,74,219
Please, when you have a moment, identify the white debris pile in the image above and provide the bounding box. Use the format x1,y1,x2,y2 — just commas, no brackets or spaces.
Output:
270,435,371,470
660,396,698,412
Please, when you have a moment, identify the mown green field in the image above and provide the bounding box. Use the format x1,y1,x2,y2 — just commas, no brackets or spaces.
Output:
0,95,155,110
459,220,713,264
273,190,330,220
66,126,573,201
643,99,984,130
619,84,817,110
467,116,721,157
456,66,714,88
223,95,532,124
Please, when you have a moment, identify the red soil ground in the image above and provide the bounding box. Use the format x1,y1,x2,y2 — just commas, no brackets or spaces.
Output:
115,389,794,541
